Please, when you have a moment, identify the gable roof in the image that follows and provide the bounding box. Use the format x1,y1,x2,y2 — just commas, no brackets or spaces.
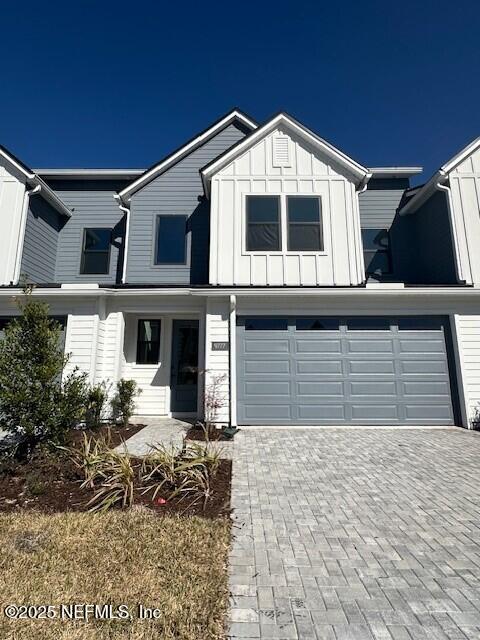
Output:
0,145,72,218
400,136,480,215
201,112,370,194
118,109,258,201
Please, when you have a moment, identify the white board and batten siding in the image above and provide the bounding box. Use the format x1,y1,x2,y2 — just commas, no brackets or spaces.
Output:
454,314,480,425
205,298,230,424
449,147,480,286
0,163,27,286
209,128,364,287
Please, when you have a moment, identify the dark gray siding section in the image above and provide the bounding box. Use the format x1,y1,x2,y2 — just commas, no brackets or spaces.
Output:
359,178,410,228
20,196,63,284
126,123,249,284
390,190,457,284
48,180,128,284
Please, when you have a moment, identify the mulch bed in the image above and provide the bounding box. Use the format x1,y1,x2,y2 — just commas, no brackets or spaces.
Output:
186,426,232,442
0,424,231,519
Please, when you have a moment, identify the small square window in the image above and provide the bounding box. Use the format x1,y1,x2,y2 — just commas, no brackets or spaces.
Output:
81,228,111,275
155,215,187,265
136,319,161,364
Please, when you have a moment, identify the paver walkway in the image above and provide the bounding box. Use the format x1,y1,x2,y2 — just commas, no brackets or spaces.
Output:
229,428,480,639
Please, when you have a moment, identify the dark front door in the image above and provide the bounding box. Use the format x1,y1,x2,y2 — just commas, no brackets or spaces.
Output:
170,319,199,413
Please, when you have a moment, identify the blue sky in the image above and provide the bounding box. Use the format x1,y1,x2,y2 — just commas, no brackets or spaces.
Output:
0,0,478,182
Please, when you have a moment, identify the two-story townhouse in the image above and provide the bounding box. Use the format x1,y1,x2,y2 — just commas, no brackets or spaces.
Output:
1,109,480,428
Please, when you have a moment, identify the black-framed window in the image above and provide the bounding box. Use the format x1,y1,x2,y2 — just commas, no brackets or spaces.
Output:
136,319,161,365
244,317,288,331
155,215,187,265
246,196,281,251
287,196,323,251
362,229,392,277
81,228,111,275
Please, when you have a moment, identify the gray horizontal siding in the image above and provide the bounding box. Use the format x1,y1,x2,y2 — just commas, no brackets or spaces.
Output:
20,196,63,284
359,178,410,229
126,123,248,284
48,180,129,284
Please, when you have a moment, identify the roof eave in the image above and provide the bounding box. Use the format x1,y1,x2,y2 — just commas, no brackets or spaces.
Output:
201,112,369,195
118,109,258,201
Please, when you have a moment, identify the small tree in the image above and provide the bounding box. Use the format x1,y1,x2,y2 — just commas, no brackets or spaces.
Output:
203,373,227,436
0,289,87,452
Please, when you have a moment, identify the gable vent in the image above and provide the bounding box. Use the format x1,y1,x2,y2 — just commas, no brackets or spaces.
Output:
272,135,291,167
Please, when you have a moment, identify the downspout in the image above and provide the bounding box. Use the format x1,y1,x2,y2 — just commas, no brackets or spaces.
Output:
114,194,130,284
436,178,473,286
13,183,41,284
354,173,372,285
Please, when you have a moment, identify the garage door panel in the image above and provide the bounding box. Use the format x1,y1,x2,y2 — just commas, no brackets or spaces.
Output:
298,405,346,420
244,360,291,374
244,381,291,396
349,360,395,375
296,360,343,374
236,316,455,426
405,405,453,420
398,339,446,353
243,405,293,420
403,381,451,396
244,339,290,353
350,382,397,396
400,360,449,374
347,339,394,353
351,405,399,420
295,339,342,354
297,381,344,396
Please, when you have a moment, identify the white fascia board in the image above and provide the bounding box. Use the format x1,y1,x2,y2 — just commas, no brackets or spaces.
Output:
0,148,72,217
201,113,369,193
118,110,258,201
400,136,480,215
369,167,423,178
36,169,144,179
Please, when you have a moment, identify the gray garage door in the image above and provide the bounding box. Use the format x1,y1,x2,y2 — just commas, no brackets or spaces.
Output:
236,316,456,425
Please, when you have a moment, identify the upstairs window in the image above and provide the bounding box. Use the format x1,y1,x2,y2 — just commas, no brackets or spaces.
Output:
136,319,161,364
246,196,281,251
362,229,392,277
81,228,111,275
155,215,187,265
287,196,323,251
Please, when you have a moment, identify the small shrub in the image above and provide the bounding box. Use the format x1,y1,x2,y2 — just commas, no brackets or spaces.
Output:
86,450,136,512
85,382,108,429
67,432,112,489
110,379,140,428
141,440,221,508
25,472,46,496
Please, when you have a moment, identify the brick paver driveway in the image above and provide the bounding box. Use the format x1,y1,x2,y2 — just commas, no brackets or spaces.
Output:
229,428,480,639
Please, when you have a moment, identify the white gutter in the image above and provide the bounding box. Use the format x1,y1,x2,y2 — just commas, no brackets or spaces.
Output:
13,184,41,284
400,170,447,216
113,194,130,284
1,285,479,299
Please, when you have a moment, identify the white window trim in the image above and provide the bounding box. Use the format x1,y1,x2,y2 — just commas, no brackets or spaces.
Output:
242,193,327,257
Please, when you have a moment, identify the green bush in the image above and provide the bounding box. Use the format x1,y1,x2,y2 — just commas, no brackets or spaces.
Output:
85,382,108,429
110,379,140,428
0,289,88,452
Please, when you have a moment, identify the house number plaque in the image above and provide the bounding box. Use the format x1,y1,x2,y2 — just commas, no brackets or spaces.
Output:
211,341,229,351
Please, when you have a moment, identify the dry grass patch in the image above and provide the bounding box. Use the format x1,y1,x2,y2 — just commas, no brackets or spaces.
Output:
0,510,230,640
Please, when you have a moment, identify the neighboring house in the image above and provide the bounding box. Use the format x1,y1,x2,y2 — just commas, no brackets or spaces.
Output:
1,109,480,427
